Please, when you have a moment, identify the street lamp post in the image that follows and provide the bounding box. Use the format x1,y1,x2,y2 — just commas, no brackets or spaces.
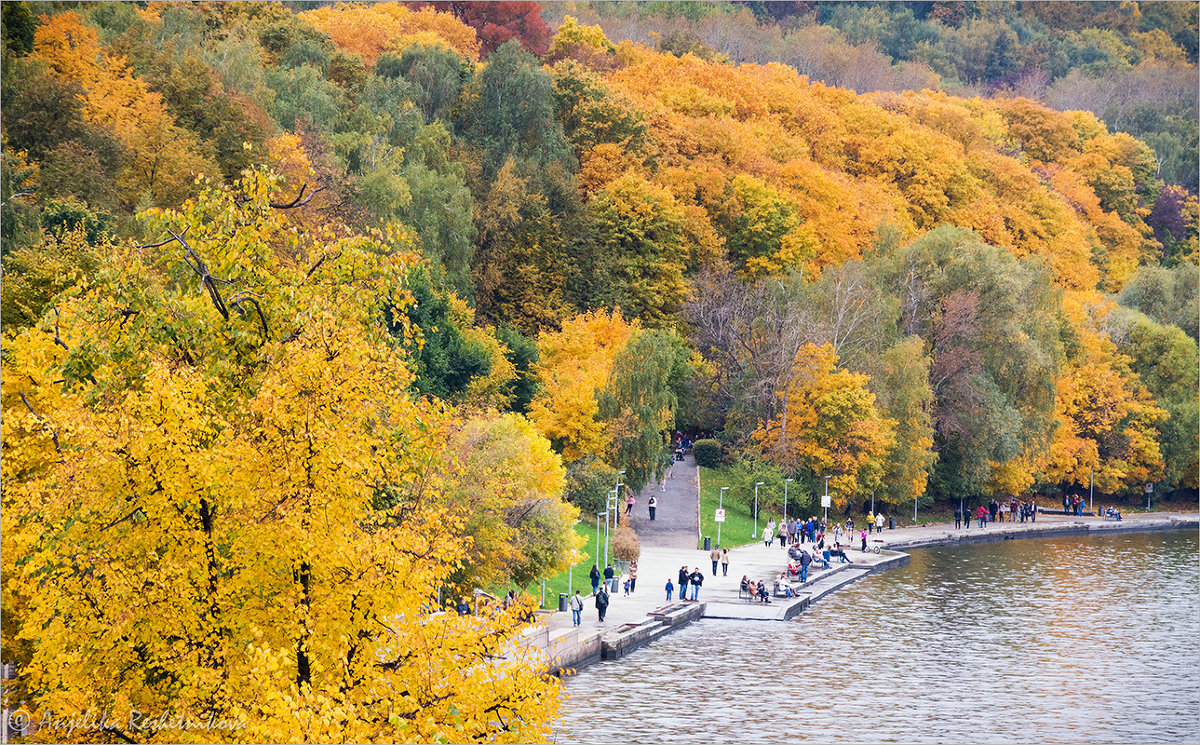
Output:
823,475,830,523
784,478,793,522
753,482,764,539
718,486,728,548
595,512,604,570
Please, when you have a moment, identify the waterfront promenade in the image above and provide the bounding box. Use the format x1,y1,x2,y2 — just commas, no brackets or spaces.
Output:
528,456,1197,673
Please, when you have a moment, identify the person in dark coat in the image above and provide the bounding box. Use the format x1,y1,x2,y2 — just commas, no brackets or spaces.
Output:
589,564,601,594
678,566,690,601
798,548,812,583
954,505,962,529
688,568,704,601
595,585,609,622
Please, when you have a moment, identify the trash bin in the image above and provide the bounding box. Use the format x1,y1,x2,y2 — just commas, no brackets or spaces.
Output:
889,516,895,530
703,536,711,551
558,593,568,612
609,578,620,593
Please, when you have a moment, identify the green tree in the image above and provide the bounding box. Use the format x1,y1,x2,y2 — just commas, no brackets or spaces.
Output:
599,329,691,492
1113,307,1200,491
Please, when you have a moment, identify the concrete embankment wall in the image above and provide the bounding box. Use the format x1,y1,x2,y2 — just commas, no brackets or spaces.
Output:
545,601,705,675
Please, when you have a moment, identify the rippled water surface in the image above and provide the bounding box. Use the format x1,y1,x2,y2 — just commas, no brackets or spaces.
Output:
555,530,1199,744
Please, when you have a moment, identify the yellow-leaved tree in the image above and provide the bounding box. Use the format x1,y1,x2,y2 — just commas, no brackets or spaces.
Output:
527,310,635,461
754,343,895,507
1,169,562,743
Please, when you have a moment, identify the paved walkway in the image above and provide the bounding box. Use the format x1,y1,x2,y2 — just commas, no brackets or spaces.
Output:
625,452,698,550
539,508,1198,652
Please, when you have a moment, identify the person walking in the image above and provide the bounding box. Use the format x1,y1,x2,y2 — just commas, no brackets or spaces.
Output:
569,590,584,627
710,545,721,576
678,566,690,602
648,495,657,521
595,584,609,622
689,567,704,601
762,523,773,548
625,493,635,516
799,547,812,583
604,563,615,593
860,528,868,552
954,505,962,529
777,520,788,547
665,578,674,602
629,561,638,593
1031,498,1037,522
589,564,601,594
721,548,730,576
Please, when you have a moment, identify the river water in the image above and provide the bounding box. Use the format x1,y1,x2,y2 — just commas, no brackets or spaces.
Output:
554,529,1199,744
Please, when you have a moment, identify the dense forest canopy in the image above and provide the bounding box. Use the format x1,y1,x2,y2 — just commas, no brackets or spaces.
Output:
1,2,1196,741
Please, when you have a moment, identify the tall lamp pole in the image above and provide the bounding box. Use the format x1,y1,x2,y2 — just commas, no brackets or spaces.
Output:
784,478,793,522
823,475,830,523
718,486,728,548
595,512,604,570
615,470,625,525
753,482,764,539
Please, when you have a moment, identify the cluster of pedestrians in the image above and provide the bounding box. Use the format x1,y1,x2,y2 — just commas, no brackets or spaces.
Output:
954,498,1039,528
667,566,705,602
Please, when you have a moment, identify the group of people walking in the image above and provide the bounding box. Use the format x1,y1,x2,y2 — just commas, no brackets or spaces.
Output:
953,498,1039,528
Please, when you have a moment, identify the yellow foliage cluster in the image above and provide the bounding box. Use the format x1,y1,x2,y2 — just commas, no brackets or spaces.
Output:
593,47,1161,292
301,1,480,65
1,170,566,742
527,310,636,461
31,12,218,207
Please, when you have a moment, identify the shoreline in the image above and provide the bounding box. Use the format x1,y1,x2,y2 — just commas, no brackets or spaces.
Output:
535,512,1198,675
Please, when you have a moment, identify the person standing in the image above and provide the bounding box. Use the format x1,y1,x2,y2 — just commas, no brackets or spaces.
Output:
604,563,615,593
678,566,690,602
1031,498,1037,522
625,493,635,516
595,584,609,622
721,548,730,576
569,590,584,627
977,505,987,528
860,528,868,552
954,505,962,529
762,523,773,548
665,577,674,602
689,567,704,601
1062,493,1069,513
867,511,875,535
777,521,788,547
629,561,638,593
799,547,812,583
833,524,843,548
648,495,657,521
589,564,601,595
875,512,885,533
710,545,721,576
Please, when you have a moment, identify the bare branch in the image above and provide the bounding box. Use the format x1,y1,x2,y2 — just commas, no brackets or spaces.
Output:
270,182,326,209
18,392,61,453
230,291,270,340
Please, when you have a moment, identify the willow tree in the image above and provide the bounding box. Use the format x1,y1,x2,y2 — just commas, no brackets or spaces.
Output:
599,329,690,492
1,169,562,743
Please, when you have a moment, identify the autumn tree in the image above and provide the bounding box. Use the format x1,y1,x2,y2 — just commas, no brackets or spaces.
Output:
598,329,690,492
754,342,895,508
1,169,565,743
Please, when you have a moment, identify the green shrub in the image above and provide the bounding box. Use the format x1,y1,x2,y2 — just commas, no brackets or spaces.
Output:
693,438,722,468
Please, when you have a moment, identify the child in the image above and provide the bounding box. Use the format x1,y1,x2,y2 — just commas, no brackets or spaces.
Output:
665,578,675,602
622,576,631,596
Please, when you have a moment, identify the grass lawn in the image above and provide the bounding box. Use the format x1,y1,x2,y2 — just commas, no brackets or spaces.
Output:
699,466,771,550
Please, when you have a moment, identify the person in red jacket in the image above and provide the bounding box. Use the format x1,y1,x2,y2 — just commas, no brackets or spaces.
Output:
976,505,988,528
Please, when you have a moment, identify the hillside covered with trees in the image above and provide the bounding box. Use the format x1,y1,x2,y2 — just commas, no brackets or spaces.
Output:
1,2,1196,742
